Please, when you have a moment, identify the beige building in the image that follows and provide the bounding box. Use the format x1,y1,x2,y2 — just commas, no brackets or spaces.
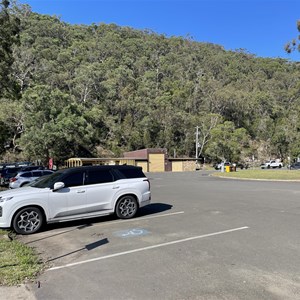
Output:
66,148,197,173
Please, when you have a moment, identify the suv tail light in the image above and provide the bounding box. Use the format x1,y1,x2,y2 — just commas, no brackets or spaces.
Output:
143,178,150,190
10,177,17,182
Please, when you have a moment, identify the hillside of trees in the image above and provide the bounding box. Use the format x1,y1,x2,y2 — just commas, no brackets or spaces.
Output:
1,2,300,165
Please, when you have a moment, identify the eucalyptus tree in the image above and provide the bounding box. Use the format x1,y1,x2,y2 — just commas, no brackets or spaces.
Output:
0,0,22,155
194,113,223,158
285,20,300,53
205,121,250,162
19,85,94,164
0,0,20,98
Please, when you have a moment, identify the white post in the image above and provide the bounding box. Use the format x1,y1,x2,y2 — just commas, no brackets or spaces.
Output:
195,126,199,160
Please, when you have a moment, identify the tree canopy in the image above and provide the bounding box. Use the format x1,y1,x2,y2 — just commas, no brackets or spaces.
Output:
285,20,300,53
1,2,300,165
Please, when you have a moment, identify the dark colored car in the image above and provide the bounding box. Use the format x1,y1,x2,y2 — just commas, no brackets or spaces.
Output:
0,167,21,186
289,162,300,170
235,163,249,170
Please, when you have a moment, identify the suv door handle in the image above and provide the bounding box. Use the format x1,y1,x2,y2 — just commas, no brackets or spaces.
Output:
77,190,86,193
113,186,120,189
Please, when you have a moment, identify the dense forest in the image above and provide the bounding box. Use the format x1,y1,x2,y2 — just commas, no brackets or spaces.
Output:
1,1,300,165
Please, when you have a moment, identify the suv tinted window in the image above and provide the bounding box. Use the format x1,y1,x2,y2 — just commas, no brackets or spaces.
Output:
32,171,43,177
21,166,44,171
87,170,114,185
62,171,85,188
21,172,32,178
117,168,145,179
30,171,63,188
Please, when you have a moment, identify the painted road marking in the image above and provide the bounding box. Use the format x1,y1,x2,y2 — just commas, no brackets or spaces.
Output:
48,226,249,271
134,211,184,221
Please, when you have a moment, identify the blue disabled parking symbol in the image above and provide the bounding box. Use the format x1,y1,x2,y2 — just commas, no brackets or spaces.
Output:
114,228,149,238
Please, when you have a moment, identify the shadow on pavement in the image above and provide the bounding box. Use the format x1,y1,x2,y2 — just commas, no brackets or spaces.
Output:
136,203,173,217
25,202,173,242
46,238,109,263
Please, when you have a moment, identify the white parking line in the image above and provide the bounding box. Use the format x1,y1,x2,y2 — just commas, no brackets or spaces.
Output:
140,211,184,219
115,211,184,223
92,211,185,227
48,226,249,271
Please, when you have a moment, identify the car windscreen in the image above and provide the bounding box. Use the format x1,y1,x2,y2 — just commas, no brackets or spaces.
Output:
29,171,63,188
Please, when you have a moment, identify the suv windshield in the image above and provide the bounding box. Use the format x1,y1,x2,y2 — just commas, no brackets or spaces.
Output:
29,171,63,188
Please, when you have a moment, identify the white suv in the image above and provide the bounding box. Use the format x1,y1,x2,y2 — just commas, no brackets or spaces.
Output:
0,165,151,234
260,160,283,169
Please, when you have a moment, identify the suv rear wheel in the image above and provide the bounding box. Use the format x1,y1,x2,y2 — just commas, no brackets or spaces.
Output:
115,195,138,219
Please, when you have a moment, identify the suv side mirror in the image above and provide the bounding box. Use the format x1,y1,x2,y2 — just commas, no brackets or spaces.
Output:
53,182,65,191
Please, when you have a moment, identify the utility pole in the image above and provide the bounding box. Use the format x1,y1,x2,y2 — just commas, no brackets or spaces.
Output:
195,126,199,160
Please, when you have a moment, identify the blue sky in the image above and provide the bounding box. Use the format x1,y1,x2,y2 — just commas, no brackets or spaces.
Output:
21,0,299,61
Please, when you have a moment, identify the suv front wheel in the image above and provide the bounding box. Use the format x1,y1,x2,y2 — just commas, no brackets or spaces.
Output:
12,207,43,234
115,195,138,219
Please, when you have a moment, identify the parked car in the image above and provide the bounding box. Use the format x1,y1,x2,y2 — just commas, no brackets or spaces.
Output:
0,165,151,234
289,162,300,170
235,162,249,170
9,169,54,189
0,162,32,169
214,162,231,170
260,160,283,169
0,167,21,186
214,161,248,171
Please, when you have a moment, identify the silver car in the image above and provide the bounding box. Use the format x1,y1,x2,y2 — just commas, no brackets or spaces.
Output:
9,170,54,189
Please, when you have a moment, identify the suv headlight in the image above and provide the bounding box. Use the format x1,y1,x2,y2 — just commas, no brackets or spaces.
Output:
0,196,14,203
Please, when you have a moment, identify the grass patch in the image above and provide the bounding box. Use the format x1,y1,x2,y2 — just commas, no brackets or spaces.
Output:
0,229,43,286
212,169,300,180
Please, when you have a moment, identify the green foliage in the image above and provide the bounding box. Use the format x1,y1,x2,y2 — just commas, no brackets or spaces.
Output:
19,86,95,163
0,3,299,164
0,99,24,152
285,20,300,53
213,169,300,181
0,231,42,285
0,121,12,154
206,121,250,162
0,0,20,98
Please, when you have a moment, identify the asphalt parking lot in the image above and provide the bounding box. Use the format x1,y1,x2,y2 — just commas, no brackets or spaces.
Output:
20,171,300,300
